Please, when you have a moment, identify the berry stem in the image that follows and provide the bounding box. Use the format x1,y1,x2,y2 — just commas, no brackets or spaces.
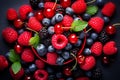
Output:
113,23,120,26
26,27,38,34
52,0,57,10
70,53,77,71
87,0,96,4
85,28,92,33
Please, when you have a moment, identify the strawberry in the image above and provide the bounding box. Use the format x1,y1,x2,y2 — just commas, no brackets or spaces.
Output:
18,31,32,46
2,27,18,43
27,17,42,32
80,56,96,71
76,77,90,80
102,2,116,17
103,41,117,55
0,55,8,71
91,42,103,56
88,17,104,33
6,8,18,20
21,48,35,63
35,59,45,69
19,5,32,20
71,0,86,14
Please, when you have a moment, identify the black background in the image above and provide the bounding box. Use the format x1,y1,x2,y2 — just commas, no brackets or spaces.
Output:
0,0,120,80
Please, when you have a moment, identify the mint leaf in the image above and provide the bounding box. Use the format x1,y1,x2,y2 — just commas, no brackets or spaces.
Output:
8,49,20,63
86,5,98,16
29,33,40,48
12,62,21,74
71,20,88,32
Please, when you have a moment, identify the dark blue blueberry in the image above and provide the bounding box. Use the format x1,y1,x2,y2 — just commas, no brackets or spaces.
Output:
25,68,31,75
82,13,91,21
55,13,63,22
56,57,64,65
27,12,34,19
86,71,92,77
5,52,10,59
56,72,63,78
48,26,54,34
103,16,110,24
65,43,72,50
96,0,105,7
62,51,70,60
74,39,82,47
74,17,81,21
90,33,98,40
79,32,85,39
48,45,55,52
56,50,62,54
18,29,24,35
38,2,44,9
65,7,74,15
66,77,74,80
51,16,56,25
42,18,51,27
48,74,56,80
46,67,54,74
83,48,91,55
86,38,94,46
36,44,47,56
29,64,37,72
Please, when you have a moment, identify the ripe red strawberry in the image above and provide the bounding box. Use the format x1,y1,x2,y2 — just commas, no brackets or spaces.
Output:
19,5,32,20
21,48,34,63
27,17,42,32
7,8,18,20
76,77,90,80
44,2,57,9
35,59,45,69
88,17,104,33
71,0,86,14
80,56,96,71
102,2,116,17
18,31,32,46
91,42,103,56
62,15,73,30
34,69,48,80
10,67,24,80
47,52,58,65
103,41,117,55
60,0,71,8
2,27,18,43
0,55,8,71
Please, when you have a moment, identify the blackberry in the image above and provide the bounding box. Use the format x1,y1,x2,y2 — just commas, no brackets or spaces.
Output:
42,38,51,46
98,31,110,43
39,28,49,39
70,48,79,54
92,68,102,80
56,5,64,14
63,31,71,37
29,0,41,9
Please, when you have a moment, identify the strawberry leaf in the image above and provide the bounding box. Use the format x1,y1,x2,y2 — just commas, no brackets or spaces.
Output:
29,33,40,48
8,49,20,63
71,20,88,32
12,62,21,74
86,5,98,16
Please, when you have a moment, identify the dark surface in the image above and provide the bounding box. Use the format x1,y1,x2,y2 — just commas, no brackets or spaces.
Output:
0,0,120,80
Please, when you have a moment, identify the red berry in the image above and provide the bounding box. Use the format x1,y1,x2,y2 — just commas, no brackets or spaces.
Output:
68,34,78,44
63,67,72,76
0,55,8,71
106,25,116,35
35,59,45,69
60,0,71,8
77,55,85,65
14,44,23,54
24,76,33,80
44,2,57,9
102,56,110,64
43,8,55,18
54,24,63,34
14,19,24,29
35,11,44,21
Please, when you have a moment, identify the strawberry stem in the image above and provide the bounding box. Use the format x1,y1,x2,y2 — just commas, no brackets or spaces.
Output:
113,23,120,26
87,0,96,4
52,0,57,10
70,53,77,71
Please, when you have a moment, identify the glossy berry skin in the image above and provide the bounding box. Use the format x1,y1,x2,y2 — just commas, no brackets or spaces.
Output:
14,44,23,54
35,11,44,21
24,76,33,80
63,67,72,76
60,0,71,8
54,24,63,34
14,19,23,29
43,8,55,18
96,0,105,7
77,55,85,65
68,34,78,44
102,56,110,64
106,25,116,35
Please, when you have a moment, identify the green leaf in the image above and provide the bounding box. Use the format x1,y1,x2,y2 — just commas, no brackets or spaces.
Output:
8,49,20,63
29,33,40,48
86,5,98,16
11,62,21,74
71,20,88,32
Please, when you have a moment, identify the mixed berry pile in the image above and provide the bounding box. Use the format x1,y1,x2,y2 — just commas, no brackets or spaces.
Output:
0,0,118,80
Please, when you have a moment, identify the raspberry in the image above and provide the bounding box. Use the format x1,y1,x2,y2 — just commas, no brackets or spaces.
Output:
27,17,42,32
71,0,86,14
60,0,71,8
18,31,32,46
6,8,18,20
44,2,57,9
21,48,35,63
2,27,18,43
19,5,32,20
103,41,117,55
52,34,68,50
88,17,104,33
91,42,103,56
0,55,8,71
47,52,58,65
35,59,45,69
102,2,116,17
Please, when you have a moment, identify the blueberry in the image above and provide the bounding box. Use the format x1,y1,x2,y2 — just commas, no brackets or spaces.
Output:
48,26,54,34
56,50,62,54
5,52,10,59
27,12,34,19
51,16,56,25
96,0,105,7
29,64,37,72
86,71,92,77
56,57,64,65
65,43,72,50
83,48,91,55
79,32,85,39
82,13,91,21
42,18,51,27
86,38,93,46
66,77,74,80
74,17,81,21
48,74,56,80
74,39,82,47
36,44,47,56
18,29,24,34
103,16,110,24
65,7,74,15
56,72,63,78
90,33,98,40
38,2,44,9
46,67,54,74
62,51,70,60
55,13,63,22
48,45,55,52
25,68,31,75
